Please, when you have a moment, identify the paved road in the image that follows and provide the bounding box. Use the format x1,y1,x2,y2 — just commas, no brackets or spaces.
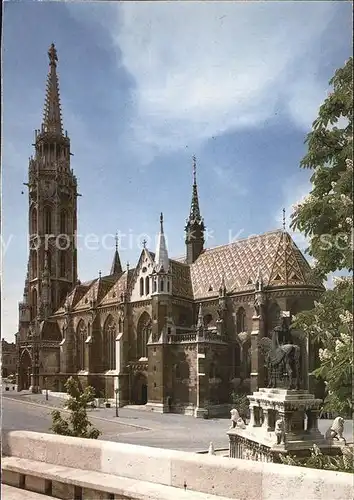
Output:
2,395,231,451
2,394,352,452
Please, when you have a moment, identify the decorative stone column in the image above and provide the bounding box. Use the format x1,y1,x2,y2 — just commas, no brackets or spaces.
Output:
306,409,321,436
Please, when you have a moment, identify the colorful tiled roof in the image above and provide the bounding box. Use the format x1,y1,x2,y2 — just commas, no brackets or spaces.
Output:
190,230,323,299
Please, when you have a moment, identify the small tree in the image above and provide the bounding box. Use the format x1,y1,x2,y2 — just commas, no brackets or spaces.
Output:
51,377,101,439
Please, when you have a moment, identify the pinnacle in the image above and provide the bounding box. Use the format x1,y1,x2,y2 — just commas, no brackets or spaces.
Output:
41,43,64,136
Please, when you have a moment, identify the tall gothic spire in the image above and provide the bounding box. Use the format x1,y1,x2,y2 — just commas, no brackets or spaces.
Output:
185,156,205,265
42,43,63,136
154,213,169,273
189,155,202,223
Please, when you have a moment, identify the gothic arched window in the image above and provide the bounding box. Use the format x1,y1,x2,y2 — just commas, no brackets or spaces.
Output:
60,210,67,234
103,315,116,371
44,207,52,234
140,277,144,296
160,279,164,292
77,320,86,371
31,207,37,234
118,317,123,333
137,312,151,359
31,288,38,320
203,314,213,327
145,276,150,295
236,307,246,333
31,250,37,279
60,252,66,277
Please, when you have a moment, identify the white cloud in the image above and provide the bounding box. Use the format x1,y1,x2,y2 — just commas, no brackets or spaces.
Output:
108,1,337,154
275,175,312,255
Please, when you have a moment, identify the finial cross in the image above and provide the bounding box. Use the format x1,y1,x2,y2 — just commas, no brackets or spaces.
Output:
282,208,286,231
142,238,147,249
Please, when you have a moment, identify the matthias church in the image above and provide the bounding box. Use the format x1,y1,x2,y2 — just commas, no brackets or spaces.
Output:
16,45,324,416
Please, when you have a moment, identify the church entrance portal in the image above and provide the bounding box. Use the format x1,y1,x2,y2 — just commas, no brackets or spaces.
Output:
19,350,32,390
132,373,148,405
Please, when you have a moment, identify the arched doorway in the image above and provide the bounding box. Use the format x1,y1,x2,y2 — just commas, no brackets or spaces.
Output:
19,350,32,390
132,372,148,405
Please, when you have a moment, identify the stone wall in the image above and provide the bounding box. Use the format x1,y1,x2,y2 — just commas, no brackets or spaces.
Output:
3,431,352,500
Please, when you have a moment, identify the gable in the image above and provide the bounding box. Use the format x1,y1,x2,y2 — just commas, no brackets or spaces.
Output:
130,249,155,302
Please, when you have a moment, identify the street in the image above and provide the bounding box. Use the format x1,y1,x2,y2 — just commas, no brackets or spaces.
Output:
2,395,231,451
2,394,352,452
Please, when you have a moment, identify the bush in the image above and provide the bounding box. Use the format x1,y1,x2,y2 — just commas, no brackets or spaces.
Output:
279,444,354,473
230,391,249,419
51,377,101,439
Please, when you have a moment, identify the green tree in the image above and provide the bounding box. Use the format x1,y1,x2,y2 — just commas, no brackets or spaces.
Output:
290,58,353,416
51,377,101,439
291,57,352,279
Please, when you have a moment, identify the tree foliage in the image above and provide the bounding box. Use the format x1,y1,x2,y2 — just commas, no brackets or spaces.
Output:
290,58,353,417
292,277,352,415
51,377,101,439
291,57,353,279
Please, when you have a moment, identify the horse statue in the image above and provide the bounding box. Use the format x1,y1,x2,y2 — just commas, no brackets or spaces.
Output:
258,324,301,390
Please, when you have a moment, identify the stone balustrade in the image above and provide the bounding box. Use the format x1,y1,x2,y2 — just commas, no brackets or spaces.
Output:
2,431,353,500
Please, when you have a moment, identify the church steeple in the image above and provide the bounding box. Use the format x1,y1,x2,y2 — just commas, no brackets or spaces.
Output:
110,234,122,275
42,43,63,136
185,156,205,264
154,213,170,273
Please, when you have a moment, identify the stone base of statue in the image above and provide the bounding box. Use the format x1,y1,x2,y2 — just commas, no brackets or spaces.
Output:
228,388,341,463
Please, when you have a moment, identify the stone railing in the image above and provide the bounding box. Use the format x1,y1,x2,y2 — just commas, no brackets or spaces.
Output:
2,431,353,500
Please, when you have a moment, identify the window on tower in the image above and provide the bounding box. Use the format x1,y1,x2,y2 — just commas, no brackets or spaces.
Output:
145,276,150,295
60,210,67,234
60,252,66,277
139,277,144,296
31,250,37,278
31,288,38,321
31,207,37,234
236,307,246,333
44,207,52,234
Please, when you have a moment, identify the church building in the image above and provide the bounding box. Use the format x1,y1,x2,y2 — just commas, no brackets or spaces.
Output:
16,45,324,417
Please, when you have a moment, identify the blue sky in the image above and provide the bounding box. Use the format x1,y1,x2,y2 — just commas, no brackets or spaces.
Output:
2,1,352,341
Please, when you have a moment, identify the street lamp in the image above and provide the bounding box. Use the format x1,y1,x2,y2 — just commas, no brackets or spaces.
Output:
45,377,48,400
115,388,119,417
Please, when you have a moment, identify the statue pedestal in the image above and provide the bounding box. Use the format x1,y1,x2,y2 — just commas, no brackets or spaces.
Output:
228,388,338,462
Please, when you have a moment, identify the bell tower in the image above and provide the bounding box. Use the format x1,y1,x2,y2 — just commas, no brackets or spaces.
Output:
24,43,78,323
185,156,205,264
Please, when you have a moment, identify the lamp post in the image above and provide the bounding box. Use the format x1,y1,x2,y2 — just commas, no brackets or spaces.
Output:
115,387,119,417
45,377,49,401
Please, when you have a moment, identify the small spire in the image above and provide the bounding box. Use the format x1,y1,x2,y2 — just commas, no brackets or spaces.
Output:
197,302,204,329
110,233,122,275
282,208,286,231
192,155,197,185
126,261,130,272
255,266,263,291
188,156,202,222
219,275,226,295
42,43,63,136
154,212,169,273
98,270,102,279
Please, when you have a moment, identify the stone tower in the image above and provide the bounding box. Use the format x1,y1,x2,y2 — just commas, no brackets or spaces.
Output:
147,213,173,412
24,43,78,324
185,156,205,264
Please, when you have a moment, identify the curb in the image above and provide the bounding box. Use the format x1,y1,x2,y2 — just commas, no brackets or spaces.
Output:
3,397,151,431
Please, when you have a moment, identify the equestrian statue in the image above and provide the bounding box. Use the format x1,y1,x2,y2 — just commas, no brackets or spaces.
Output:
258,318,301,390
